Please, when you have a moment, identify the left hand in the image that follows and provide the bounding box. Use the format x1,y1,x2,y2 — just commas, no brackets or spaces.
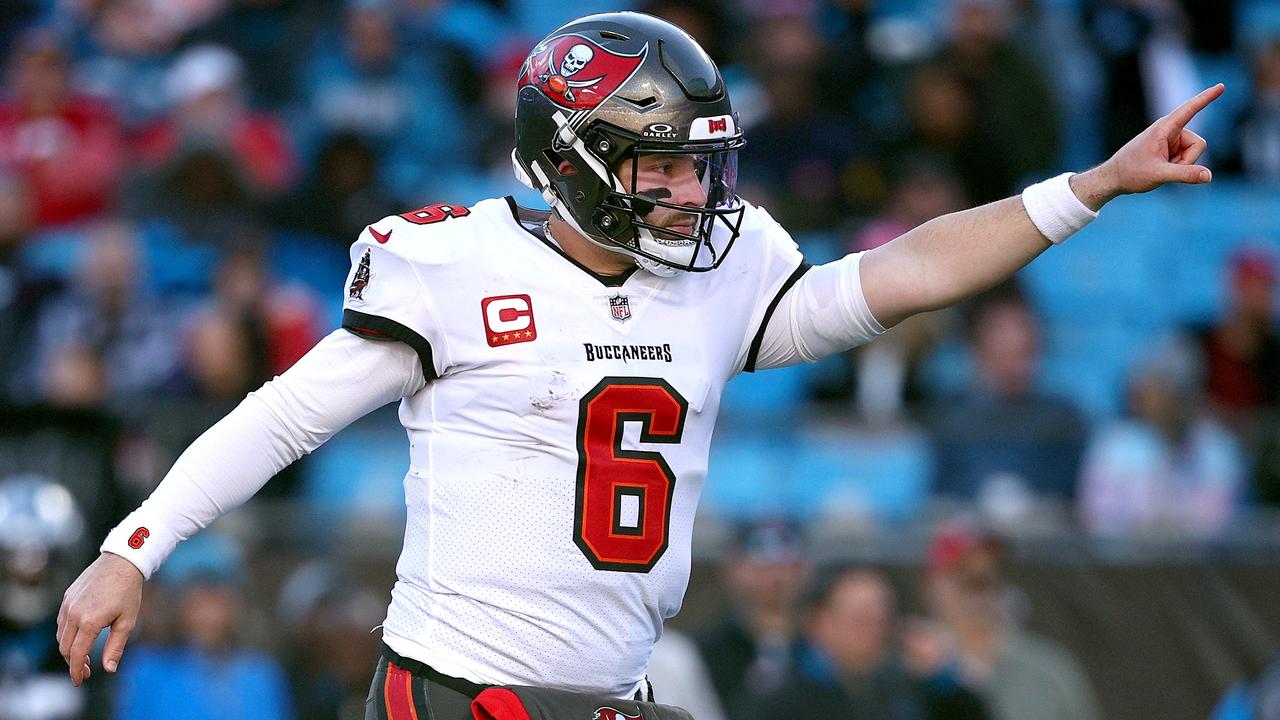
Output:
1071,83,1224,210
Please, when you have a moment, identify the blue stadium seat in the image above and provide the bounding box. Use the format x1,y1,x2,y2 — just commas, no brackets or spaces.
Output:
790,428,933,523
18,227,90,281
302,413,409,520
719,363,814,420
703,431,801,519
703,425,932,523
138,219,221,294
1239,0,1280,48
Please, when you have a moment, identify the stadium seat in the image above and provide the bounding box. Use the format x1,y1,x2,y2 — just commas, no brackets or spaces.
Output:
302,411,410,520
720,362,814,420
791,427,933,523
703,430,801,519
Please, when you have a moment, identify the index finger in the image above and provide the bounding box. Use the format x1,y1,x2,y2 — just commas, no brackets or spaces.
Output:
1165,83,1224,129
67,623,102,686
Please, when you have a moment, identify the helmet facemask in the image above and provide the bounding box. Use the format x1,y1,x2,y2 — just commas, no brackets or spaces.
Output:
538,115,746,275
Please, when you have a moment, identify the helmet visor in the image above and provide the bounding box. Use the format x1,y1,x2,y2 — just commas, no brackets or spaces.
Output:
602,143,743,271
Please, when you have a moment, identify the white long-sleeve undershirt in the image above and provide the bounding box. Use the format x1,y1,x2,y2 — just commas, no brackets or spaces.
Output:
101,330,425,579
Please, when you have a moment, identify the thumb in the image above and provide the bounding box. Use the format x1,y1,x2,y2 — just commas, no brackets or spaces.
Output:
102,616,135,673
1167,164,1212,184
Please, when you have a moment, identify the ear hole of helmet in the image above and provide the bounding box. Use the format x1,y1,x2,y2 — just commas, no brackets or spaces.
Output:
543,149,575,177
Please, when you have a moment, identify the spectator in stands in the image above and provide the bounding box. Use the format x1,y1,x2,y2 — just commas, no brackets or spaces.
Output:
182,0,330,110
114,532,294,720
134,44,297,197
938,0,1060,194
0,28,124,228
923,524,1100,720
0,213,134,544
298,0,472,199
929,282,1088,504
207,245,319,377
174,246,318,498
276,560,384,720
1193,248,1280,415
1228,38,1280,183
1008,0,1103,168
648,628,728,720
133,148,259,249
849,157,968,254
736,13,872,230
28,218,185,405
183,306,268,405
267,131,398,247
1083,0,1196,156
1078,335,1248,537
73,0,182,132
885,62,1016,209
836,157,966,416
696,521,810,717
746,566,988,720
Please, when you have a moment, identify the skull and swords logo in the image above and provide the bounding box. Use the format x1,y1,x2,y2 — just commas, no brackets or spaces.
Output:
518,34,648,111
541,43,599,102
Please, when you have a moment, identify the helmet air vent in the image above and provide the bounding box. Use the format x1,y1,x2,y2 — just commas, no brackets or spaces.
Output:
619,95,659,110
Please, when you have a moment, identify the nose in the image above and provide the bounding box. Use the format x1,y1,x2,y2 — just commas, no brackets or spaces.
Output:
669,165,707,208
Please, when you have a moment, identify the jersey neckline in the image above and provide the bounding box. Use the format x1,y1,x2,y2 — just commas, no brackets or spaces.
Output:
503,196,639,289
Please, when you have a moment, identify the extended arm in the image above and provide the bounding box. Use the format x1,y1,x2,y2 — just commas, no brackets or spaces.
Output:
57,329,424,685
860,84,1222,329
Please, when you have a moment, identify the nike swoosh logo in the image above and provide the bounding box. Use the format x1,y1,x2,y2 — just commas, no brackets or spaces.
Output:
369,226,392,244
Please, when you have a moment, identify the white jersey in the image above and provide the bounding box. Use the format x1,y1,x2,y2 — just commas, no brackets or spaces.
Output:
338,197,880,696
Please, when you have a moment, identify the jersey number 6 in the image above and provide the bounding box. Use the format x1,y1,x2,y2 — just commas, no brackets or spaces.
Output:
574,377,688,573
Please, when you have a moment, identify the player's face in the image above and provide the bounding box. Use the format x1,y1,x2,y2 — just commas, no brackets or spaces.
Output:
618,153,709,237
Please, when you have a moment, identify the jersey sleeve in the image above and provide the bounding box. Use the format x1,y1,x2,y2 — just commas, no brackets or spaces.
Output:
749,252,886,371
734,204,813,373
341,227,447,380
735,205,885,372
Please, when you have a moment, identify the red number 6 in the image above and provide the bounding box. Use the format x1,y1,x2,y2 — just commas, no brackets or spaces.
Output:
399,203,470,225
574,377,687,573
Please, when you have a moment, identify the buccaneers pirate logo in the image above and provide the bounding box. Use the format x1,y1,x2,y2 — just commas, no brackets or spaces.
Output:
348,249,372,301
518,34,647,111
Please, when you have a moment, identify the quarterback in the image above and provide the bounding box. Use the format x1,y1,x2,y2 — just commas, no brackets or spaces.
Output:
58,11,1221,719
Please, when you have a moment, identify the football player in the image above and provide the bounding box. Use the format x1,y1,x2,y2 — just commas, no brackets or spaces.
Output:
57,11,1221,720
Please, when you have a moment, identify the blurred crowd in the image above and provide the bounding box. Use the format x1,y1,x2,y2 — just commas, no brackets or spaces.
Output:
657,521,1101,720
1,0,1280,718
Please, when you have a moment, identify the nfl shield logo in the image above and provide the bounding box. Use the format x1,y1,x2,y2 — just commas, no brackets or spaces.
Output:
609,294,631,322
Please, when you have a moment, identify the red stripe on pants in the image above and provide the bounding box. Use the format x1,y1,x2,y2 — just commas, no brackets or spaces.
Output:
384,662,419,720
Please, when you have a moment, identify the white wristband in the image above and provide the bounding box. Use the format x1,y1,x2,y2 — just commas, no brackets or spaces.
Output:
1021,172,1098,245
102,513,178,580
